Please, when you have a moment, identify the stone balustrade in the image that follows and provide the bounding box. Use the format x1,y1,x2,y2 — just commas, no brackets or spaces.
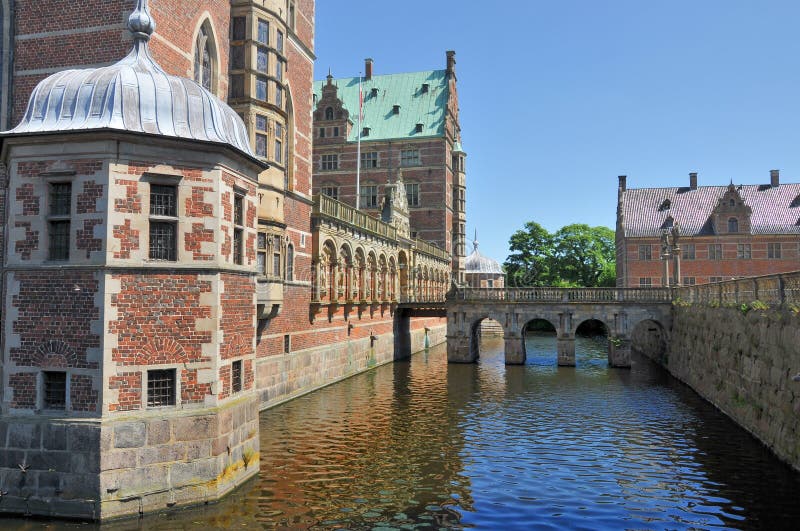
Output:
313,194,398,240
675,271,800,306
453,287,673,303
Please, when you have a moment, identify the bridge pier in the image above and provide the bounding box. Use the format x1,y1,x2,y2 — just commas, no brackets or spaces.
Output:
447,333,475,363
608,338,632,368
557,337,576,366
504,335,525,365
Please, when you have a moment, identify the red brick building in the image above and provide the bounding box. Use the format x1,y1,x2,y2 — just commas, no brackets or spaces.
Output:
311,55,467,284
0,0,450,519
616,172,800,287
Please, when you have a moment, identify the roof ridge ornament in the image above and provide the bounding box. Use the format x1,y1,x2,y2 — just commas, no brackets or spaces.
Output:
128,0,156,42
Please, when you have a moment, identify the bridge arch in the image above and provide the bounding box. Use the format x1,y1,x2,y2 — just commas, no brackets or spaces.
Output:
467,314,507,362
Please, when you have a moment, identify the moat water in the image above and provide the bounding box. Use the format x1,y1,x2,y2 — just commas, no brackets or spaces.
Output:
6,334,800,530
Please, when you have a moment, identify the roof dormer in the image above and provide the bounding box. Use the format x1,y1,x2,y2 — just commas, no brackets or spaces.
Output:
711,183,752,234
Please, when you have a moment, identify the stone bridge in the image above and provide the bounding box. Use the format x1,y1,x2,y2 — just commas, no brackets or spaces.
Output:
443,287,673,367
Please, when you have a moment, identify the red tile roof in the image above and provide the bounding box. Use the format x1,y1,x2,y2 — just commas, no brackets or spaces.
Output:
620,183,800,237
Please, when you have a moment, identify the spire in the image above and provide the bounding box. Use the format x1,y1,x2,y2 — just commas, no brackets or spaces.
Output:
128,0,155,42
327,68,333,85
473,228,479,251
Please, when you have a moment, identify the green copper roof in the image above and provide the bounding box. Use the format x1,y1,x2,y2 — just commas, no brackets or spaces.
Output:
314,70,449,142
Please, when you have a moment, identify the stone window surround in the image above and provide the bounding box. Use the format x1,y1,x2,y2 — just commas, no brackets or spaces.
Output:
44,175,75,262
143,173,183,263
38,369,71,413
144,366,180,410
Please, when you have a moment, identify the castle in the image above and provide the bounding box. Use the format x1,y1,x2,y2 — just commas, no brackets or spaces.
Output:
0,0,461,520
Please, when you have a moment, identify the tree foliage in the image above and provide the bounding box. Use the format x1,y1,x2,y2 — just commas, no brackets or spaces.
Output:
504,222,616,287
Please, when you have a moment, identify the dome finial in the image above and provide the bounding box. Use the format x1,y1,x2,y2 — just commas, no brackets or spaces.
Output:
473,228,479,251
128,0,156,41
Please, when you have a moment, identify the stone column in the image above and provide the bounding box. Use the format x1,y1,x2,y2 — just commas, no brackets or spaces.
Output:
672,246,681,287
504,335,525,365
662,251,671,287
557,336,576,366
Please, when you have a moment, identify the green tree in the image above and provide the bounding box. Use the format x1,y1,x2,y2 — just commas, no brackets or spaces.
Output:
504,221,554,286
503,222,616,287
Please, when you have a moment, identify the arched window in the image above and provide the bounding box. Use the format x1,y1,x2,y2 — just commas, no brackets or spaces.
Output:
286,244,294,281
194,23,215,92
729,198,735,207
728,217,739,233
325,107,334,120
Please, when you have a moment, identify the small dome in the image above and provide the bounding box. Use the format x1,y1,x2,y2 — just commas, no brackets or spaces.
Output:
4,0,255,159
465,239,503,275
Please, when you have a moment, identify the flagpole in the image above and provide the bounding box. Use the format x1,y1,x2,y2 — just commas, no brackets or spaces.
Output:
356,72,362,211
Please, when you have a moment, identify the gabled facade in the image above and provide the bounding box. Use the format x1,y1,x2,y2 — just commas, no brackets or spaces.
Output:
616,172,800,287
311,54,467,284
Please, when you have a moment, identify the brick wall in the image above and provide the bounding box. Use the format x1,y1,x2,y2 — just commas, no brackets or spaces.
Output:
623,235,800,286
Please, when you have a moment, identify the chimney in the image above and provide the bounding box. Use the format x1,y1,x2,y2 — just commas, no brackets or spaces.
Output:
618,175,627,192
689,172,698,190
770,169,780,187
446,50,456,77
364,58,373,80
392,105,400,115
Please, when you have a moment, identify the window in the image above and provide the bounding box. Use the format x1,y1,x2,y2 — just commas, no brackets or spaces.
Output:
230,74,244,98
48,182,72,261
333,127,339,137
286,244,294,281
231,360,242,394
274,123,283,164
709,243,723,260
682,243,695,260
43,371,67,410
321,154,338,171
149,184,177,261
728,217,739,233
256,115,268,157
737,243,751,259
710,276,724,283
284,334,291,353
230,45,245,70
257,47,268,73
768,242,782,259
275,84,283,108
233,193,244,265
400,149,420,167
256,76,267,100
361,151,378,169
405,182,420,207
321,186,338,200
147,369,176,408
729,199,735,207
319,127,326,138
276,59,283,81
194,24,213,92
277,30,284,53
257,19,269,45
325,107,334,120
257,232,267,275
360,185,378,208
288,2,296,30
272,235,282,277
638,244,651,261
682,277,696,286
639,278,652,287
232,17,246,41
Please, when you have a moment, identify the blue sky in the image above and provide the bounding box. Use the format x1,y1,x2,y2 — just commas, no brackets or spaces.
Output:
313,1,800,264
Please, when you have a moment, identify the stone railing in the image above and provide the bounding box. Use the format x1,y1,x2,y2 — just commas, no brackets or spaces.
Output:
313,194,397,241
452,287,673,303
412,238,450,263
675,271,800,306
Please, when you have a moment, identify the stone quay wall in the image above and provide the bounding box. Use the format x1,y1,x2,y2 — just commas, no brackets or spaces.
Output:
633,273,800,473
257,320,446,409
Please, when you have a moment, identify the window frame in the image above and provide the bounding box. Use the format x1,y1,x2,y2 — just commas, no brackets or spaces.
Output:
728,217,739,233
767,242,782,259
737,243,752,259
638,244,652,261
42,370,68,411
321,154,338,171
681,243,695,260
148,183,179,262
47,181,72,261
257,18,269,46
233,192,245,265
639,277,653,287
146,368,177,408
405,182,420,207
400,149,420,167
320,185,339,200
361,151,379,169
709,243,723,260
257,232,267,276
231,360,243,394
360,184,378,209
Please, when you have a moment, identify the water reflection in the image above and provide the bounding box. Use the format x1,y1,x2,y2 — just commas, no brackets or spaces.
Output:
3,335,799,530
